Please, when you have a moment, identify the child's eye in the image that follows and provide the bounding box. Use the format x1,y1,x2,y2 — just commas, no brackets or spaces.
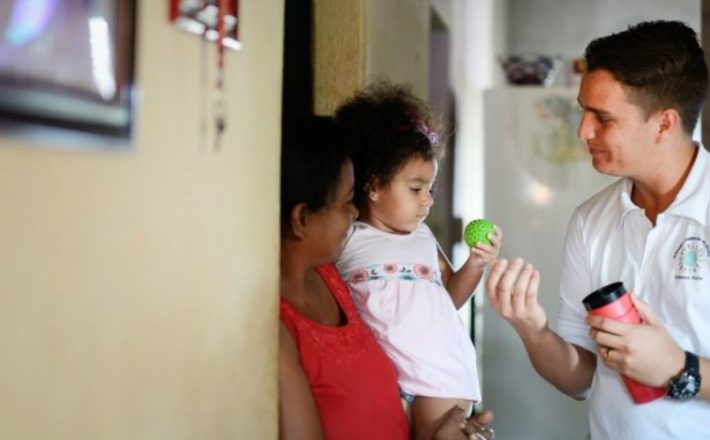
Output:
410,187,422,193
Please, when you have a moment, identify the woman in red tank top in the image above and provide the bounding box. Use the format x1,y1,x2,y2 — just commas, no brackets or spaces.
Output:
279,115,493,439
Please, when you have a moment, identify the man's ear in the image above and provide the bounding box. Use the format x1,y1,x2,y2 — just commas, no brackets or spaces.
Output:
289,203,310,239
655,108,682,142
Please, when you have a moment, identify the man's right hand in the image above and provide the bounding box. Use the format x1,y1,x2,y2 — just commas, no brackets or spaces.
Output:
486,258,597,397
485,258,547,339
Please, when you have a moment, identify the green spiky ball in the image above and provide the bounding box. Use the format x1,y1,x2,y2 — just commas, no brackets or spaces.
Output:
464,219,495,247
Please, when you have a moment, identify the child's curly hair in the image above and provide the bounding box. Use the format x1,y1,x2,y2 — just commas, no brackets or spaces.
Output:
335,81,445,210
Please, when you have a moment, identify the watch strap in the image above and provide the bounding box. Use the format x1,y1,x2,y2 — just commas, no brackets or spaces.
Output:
685,350,699,373
667,351,701,401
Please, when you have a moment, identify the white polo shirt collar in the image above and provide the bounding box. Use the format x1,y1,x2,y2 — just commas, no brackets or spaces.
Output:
617,144,709,227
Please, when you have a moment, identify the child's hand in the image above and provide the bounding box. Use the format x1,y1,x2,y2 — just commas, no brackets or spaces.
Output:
467,225,502,268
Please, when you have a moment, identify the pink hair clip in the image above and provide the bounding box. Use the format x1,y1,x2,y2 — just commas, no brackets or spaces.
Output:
417,123,439,145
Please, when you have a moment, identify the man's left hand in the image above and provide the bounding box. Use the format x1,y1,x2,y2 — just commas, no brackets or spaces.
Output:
587,293,685,387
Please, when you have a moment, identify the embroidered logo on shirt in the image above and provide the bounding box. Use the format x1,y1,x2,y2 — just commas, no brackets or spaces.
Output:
673,237,709,280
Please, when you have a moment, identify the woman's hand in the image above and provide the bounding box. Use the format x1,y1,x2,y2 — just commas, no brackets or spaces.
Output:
433,406,495,440
463,410,495,439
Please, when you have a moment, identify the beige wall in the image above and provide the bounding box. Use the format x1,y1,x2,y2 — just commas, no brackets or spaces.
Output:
365,0,431,97
0,2,282,439
313,0,431,115
313,0,365,115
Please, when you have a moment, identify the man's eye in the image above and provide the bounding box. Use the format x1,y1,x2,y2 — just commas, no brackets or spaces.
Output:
597,115,611,123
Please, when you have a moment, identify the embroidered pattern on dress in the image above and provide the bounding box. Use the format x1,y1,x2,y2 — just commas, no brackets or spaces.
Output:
341,263,443,286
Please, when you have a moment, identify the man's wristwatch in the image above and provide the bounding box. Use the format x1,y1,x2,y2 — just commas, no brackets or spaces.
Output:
667,351,701,401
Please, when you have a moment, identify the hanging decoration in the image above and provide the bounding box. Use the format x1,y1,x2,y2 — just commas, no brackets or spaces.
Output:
169,0,240,50
169,0,239,149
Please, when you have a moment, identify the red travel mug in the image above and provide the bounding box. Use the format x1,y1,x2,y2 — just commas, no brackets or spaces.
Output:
582,282,666,404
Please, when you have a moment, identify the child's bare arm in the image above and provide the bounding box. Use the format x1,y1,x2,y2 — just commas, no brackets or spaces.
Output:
440,226,502,309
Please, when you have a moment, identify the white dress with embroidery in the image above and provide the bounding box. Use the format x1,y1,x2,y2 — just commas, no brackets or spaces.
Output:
334,221,481,401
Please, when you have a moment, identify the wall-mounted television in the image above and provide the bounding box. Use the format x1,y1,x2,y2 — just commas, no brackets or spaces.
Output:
0,0,135,141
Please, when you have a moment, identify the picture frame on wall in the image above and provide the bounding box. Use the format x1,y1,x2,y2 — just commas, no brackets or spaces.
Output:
0,0,136,141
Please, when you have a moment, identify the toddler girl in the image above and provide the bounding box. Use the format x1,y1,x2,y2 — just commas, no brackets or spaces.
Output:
334,82,501,440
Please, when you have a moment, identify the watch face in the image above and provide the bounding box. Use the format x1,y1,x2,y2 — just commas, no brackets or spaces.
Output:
669,371,701,401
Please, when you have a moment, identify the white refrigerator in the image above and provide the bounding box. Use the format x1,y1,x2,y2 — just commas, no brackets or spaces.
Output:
479,86,615,440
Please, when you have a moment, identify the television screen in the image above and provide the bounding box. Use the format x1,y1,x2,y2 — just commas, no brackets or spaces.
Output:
0,0,135,139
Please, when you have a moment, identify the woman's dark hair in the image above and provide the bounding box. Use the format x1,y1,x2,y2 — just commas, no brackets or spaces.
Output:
280,115,350,233
335,81,445,210
585,20,709,135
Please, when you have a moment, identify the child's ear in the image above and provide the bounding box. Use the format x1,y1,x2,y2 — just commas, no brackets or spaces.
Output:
289,203,309,239
367,178,380,202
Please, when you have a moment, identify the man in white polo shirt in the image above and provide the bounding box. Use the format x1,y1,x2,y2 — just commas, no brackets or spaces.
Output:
485,21,710,439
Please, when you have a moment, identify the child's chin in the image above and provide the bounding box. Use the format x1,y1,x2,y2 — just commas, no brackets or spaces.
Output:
401,224,418,234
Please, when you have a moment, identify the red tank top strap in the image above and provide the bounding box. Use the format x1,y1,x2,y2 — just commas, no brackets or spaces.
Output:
280,263,352,330
316,263,357,317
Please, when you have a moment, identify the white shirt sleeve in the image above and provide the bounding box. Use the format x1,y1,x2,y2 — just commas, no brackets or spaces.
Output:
556,208,596,354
